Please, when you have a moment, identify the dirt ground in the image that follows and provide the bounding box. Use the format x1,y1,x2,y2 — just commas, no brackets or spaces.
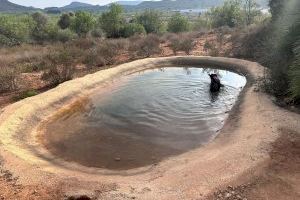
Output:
0,37,299,200
207,128,300,200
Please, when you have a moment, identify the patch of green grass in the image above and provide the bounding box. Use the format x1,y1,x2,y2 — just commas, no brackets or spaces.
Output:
13,90,39,101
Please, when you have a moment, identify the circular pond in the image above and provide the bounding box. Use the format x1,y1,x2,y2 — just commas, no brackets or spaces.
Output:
40,67,246,170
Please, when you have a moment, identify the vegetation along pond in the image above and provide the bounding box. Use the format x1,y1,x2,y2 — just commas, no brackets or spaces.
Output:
40,67,246,170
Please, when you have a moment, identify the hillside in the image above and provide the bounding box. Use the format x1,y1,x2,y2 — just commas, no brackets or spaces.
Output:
62,1,94,9
0,0,37,12
58,0,269,12
1,0,269,13
136,0,224,10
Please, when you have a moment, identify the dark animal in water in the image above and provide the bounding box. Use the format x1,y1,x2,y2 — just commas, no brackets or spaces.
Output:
209,74,223,92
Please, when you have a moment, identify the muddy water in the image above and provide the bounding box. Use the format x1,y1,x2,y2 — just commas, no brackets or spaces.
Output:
41,67,246,170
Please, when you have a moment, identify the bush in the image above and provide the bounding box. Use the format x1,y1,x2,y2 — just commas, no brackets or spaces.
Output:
192,16,211,31
169,35,195,55
31,12,49,43
167,13,190,33
97,40,126,64
84,39,127,68
129,34,162,58
122,23,146,38
0,66,19,92
14,90,38,100
0,34,20,47
42,49,76,86
203,40,220,56
289,39,300,100
207,0,243,28
136,10,163,34
56,29,76,43
71,11,95,37
91,28,103,38
72,38,96,49
83,48,106,68
231,23,271,59
58,13,73,29
0,14,33,46
99,4,124,38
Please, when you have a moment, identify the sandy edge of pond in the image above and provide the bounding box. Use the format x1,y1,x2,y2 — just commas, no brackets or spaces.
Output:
0,56,299,199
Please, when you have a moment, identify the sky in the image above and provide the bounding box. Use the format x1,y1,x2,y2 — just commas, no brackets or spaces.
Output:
9,0,138,8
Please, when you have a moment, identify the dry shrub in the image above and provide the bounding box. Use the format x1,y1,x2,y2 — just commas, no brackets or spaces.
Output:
41,48,77,86
169,34,196,55
129,34,162,58
0,66,19,92
83,48,106,68
84,39,128,68
231,24,270,60
160,32,177,43
203,40,220,56
108,38,129,51
71,37,96,50
96,40,122,65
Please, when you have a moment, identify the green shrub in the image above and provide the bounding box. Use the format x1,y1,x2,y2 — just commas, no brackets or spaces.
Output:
167,13,190,33
31,12,49,43
15,90,38,100
56,29,76,43
192,16,211,31
99,4,124,38
71,11,95,37
0,14,33,45
0,34,20,47
91,28,103,38
136,10,163,34
58,13,73,29
122,23,146,38
207,0,243,28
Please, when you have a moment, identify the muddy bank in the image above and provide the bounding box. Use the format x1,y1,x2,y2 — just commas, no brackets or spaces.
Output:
0,56,299,199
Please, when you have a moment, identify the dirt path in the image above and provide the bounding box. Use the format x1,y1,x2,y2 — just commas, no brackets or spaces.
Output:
0,57,299,200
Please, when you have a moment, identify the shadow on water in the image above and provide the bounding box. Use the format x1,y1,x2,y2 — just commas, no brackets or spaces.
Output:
41,67,246,170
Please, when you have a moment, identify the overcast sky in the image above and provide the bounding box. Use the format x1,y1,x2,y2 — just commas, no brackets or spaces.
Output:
9,0,136,8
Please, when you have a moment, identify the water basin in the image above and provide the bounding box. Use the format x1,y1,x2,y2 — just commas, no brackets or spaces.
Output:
40,67,246,170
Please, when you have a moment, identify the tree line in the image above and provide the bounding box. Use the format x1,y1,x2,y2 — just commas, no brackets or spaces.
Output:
0,1,265,47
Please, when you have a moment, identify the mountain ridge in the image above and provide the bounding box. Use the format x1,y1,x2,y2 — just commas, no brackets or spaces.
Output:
0,0,37,12
1,0,269,13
